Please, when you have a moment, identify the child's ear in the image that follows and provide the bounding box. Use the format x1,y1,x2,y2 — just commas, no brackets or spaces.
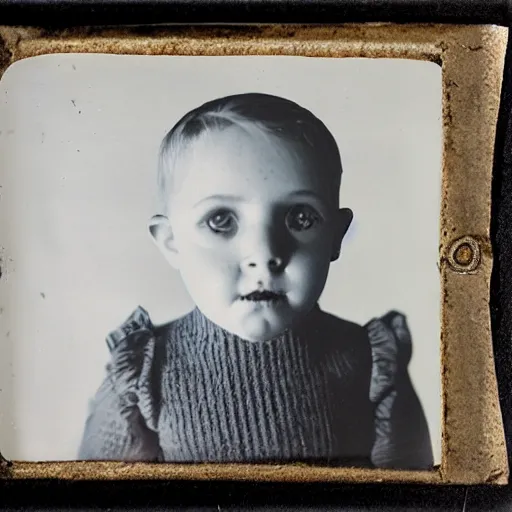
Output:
148,214,180,270
331,208,353,262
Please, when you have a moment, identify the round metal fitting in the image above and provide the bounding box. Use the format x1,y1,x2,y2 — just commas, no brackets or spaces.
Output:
447,236,481,273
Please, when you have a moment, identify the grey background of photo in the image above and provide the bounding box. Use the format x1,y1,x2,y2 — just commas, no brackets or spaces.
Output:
0,54,442,462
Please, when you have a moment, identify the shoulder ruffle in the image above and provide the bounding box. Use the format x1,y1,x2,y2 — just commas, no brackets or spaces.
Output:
104,307,161,431
365,312,434,469
364,311,411,404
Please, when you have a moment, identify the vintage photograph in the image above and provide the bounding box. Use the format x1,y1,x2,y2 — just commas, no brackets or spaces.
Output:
0,53,442,469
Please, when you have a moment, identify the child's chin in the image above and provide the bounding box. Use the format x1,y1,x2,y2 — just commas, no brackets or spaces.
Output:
217,301,299,342
235,318,289,343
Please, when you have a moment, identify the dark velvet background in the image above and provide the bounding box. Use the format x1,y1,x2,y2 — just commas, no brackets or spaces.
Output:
0,0,511,26
2,1,512,509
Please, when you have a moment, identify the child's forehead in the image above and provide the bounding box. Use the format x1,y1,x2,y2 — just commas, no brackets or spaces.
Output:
178,125,319,175
188,124,289,153
163,124,341,213
169,135,333,209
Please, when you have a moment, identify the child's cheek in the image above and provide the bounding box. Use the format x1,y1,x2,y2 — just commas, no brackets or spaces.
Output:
179,247,239,304
293,232,332,262
287,247,331,293
183,242,238,279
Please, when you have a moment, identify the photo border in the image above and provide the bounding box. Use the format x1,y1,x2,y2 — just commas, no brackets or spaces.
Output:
0,23,508,485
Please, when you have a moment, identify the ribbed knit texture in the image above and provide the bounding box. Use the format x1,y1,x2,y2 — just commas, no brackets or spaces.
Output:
78,306,375,465
158,307,373,463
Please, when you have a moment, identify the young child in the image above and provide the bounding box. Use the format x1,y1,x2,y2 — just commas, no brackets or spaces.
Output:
78,93,430,467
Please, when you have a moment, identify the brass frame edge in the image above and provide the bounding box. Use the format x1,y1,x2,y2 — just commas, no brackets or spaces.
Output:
0,23,508,485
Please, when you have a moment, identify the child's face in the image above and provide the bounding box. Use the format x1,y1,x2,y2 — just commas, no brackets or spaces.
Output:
151,126,351,342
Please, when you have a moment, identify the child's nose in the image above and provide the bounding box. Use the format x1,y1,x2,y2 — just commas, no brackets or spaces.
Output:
245,255,284,273
241,226,289,274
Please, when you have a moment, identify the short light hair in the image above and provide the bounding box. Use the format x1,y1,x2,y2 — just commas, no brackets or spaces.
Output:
157,93,343,213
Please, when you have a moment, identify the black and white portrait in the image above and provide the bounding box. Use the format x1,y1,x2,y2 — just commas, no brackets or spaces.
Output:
0,55,442,469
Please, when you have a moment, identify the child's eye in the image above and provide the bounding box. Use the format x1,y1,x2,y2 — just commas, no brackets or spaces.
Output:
286,204,322,232
206,209,237,234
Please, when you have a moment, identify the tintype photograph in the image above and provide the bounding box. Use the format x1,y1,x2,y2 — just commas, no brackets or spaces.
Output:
0,53,442,470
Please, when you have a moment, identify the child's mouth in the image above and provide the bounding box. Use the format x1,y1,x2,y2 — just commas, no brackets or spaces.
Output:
240,290,285,303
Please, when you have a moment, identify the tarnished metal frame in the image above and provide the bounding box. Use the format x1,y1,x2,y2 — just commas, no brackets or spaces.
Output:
0,23,508,485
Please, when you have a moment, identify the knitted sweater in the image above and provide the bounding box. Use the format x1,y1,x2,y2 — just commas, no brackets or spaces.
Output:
78,306,434,468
